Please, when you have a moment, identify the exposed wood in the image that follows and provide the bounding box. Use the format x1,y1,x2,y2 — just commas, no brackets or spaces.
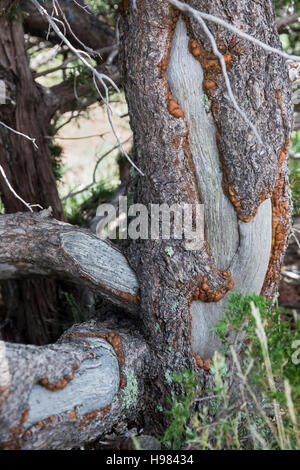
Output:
167,18,272,357
0,319,149,449
0,212,139,311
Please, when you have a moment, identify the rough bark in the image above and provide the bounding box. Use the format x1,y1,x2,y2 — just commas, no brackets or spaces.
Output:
0,7,64,218
0,2,68,345
0,318,149,449
0,211,139,311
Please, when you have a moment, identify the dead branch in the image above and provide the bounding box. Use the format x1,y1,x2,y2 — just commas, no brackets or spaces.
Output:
0,211,140,311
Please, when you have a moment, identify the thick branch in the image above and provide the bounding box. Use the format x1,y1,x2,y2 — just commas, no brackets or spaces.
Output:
276,13,300,33
0,211,139,311
0,319,149,449
46,63,121,119
21,0,115,53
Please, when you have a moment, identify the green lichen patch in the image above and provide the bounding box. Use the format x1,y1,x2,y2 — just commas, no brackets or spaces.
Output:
121,369,138,411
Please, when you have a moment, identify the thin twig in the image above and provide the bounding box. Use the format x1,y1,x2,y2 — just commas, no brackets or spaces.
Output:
0,121,38,149
33,45,117,78
45,132,109,140
54,0,98,57
0,165,43,213
166,0,300,145
167,0,300,63
72,0,90,13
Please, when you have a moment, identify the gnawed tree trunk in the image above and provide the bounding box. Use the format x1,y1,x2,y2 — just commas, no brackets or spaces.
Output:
0,0,293,450
120,0,292,367
0,318,149,449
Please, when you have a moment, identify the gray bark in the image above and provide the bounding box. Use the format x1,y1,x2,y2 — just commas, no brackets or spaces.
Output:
167,17,274,357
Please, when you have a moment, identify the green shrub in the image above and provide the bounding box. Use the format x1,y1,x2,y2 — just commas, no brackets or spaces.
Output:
161,293,300,450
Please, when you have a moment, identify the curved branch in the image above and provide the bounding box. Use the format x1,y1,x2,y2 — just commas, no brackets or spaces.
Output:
0,211,140,311
0,319,149,449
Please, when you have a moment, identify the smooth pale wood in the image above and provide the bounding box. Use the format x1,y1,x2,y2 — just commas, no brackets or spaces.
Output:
167,18,272,357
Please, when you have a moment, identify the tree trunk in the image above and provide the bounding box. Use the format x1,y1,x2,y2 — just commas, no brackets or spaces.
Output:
0,4,64,217
120,0,292,371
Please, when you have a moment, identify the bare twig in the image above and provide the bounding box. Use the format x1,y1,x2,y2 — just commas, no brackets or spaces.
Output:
195,14,263,144
276,13,300,33
30,0,144,176
0,165,43,212
0,120,38,149
54,0,98,57
72,0,90,13
33,45,117,78
62,136,132,201
45,132,109,141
